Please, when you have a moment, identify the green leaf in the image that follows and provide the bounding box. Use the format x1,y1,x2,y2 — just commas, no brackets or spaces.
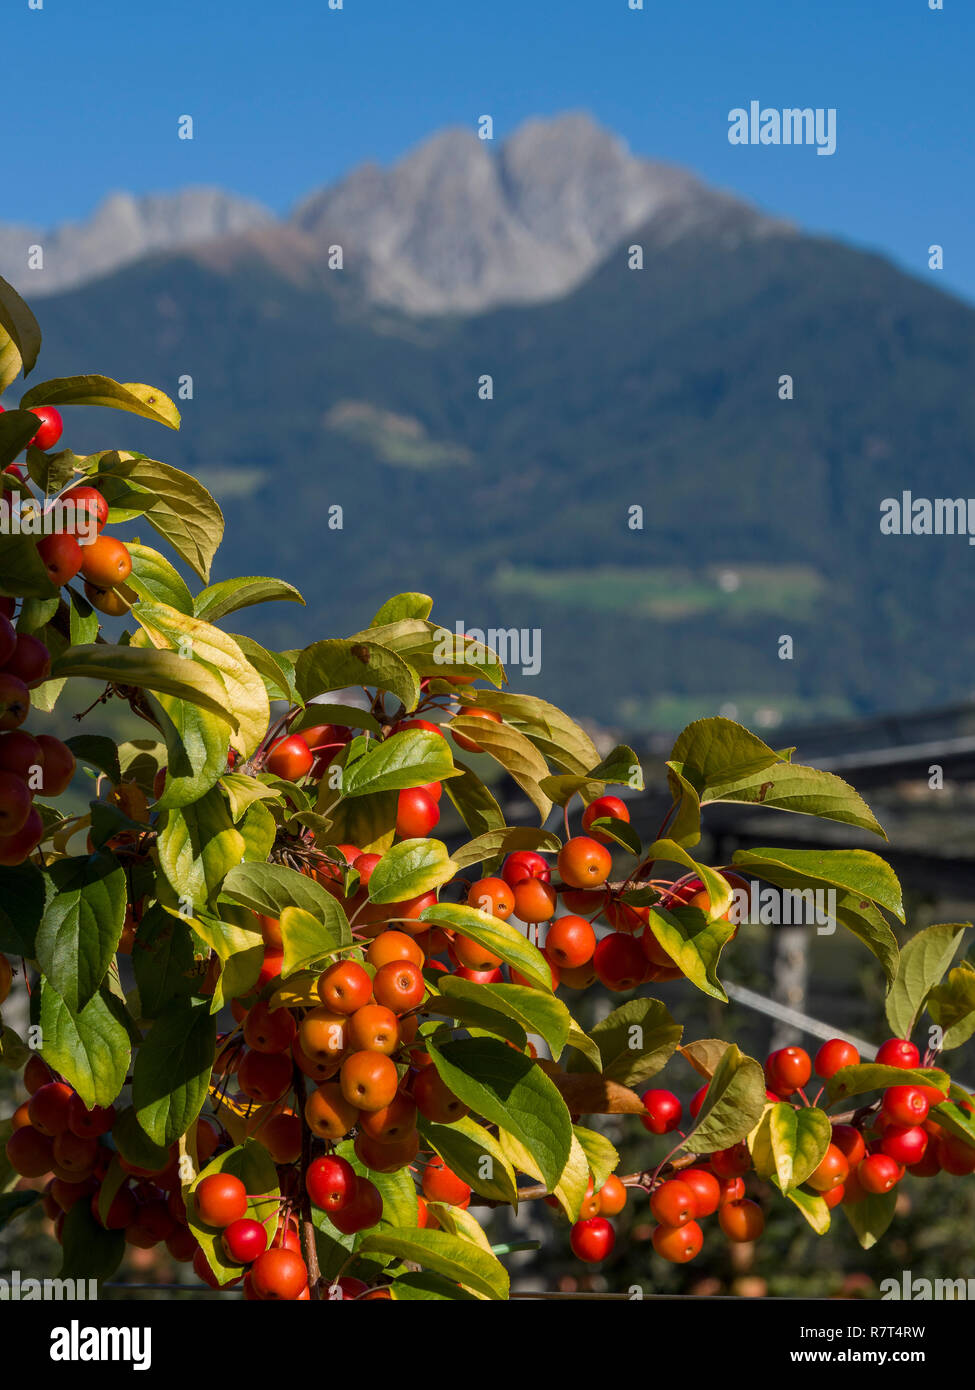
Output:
424,981,527,1049
573,997,682,1085
927,963,975,1049
63,734,121,785
443,761,506,837
17,595,60,634
0,274,41,376
0,1025,30,1071
21,376,180,429
498,1126,589,1219
782,1184,831,1235
39,981,130,1109
422,1200,495,1256
679,1038,732,1079
420,901,553,992
750,1103,831,1192
194,576,304,623
353,621,505,689
683,1044,768,1153
669,717,787,798
541,745,644,805
148,692,229,810
96,452,223,582
296,638,420,712
417,1115,520,1205
125,542,194,614
357,1228,509,1301
451,827,560,873
334,1137,419,1228
156,786,246,913
187,906,263,1013
58,1199,125,1282
0,532,58,599
221,860,345,921
65,589,97,646
447,714,552,822
131,906,196,1018
132,1000,216,1147
0,1189,42,1230
389,1270,480,1301
0,408,42,467
573,1125,620,1190
34,853,127,1012
721,763,885,836
732,847,904,922
291,703,381,737
341,730,458,798
111,1107,171,1172
563,1019,603,1072
51,643,237,726
230,634,299,704
830,893,900,990
662,764,704,848
826,1064,949,1106
133,598,269,759
645,904,736,1003
370,592,433,625
459,690,599,775
434,976,570,1056
885,923,967,1038
427,1037,572,1191
930,1100,975,1148
670,717,885,835
0,862,46,955
322,788,397,856
279,904,351,977
220,773,279,821
368,839,458,904
843,1191,897,1250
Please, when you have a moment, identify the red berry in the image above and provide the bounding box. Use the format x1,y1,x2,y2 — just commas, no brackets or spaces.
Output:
652,1219,703,1263
501,850,551,888
814,1038,860,1079
719,1198,765,1242
222,1218,268,1264
396,786,440,838
641,1089,683,1135
710,1142,751,1178
881,1124,928,1166
570,1216,615,1263
265,735,314,781
592,932,645,991
679,1168,721,1217
27,407,63,451
194,1173,247,1228
305,1155,356,1212
689,1084,709,1118
581,795,629,843
831,1124,867,1167
858,1153,904,1194
882,1085,930,1126
764,1046,811,1096
650,1179,697,1227
875,1038,920,1070
807,1143,849,1192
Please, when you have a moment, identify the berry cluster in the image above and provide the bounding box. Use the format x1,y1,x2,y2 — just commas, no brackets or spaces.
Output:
0,606,75,865
561,1034,971,1270
2,406,133,615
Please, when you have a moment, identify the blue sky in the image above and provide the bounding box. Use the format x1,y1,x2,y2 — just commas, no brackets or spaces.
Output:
6,0,973,299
